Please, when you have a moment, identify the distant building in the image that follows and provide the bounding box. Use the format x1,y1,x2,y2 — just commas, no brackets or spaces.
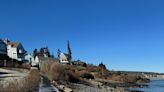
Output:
25,54,35,64
58,41,72,64
59,53,70,64
6,39,26,61
33,56,41,67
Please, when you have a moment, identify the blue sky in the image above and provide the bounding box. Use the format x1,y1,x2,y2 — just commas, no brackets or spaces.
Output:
0,0,164,73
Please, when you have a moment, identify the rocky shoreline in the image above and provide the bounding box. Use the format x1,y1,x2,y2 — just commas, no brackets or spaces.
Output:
52,78,148,92
38,60,150,92
0,67,150,92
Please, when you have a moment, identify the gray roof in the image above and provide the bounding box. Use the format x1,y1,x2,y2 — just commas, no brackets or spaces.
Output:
0,41,7,54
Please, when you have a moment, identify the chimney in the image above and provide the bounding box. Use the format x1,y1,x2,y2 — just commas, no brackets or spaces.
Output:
5,38,10,44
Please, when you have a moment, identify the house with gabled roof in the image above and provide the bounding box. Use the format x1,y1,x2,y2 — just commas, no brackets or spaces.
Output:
59,53,70,64
58,41,72,64
5,38,27,61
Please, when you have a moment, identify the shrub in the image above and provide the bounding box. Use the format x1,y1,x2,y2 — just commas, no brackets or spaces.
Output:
40,60,52,74
80,73,94,79
49,62,67,81
41,61,80,84
98,62,106,72
26,69,40,90
72,60,87,67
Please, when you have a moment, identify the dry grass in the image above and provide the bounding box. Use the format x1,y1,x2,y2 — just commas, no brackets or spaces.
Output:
40,60,81,84
40,60,52,75
24,69,40,91
0,69,40,92
49,62,67,81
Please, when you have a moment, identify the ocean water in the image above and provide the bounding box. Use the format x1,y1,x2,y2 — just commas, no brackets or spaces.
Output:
130,80,164,92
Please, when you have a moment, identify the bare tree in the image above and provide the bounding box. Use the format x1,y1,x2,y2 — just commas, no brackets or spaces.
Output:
45,47,51,57
57,49,61,59
33,48,38,58
39,48,44,57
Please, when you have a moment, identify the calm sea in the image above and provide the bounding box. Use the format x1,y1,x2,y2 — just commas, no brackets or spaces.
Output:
130,79,164,92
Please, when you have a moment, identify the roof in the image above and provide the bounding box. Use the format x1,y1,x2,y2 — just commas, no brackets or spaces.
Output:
7,42,21,48
0,41,6,45
0,41,7,54
60,53,69,61
61,53,69,57
37,56,58,62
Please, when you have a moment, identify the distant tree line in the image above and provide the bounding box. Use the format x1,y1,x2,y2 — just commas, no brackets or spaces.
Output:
33,40,72,61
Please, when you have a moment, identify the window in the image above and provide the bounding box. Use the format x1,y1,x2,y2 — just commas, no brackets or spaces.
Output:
19,50,22,53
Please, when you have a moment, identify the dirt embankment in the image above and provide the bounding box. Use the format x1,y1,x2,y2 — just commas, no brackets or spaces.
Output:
39,60,150,92
40,60,82,92
39,61,130,92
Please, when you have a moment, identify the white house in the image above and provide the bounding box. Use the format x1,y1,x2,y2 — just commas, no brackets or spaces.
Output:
33,56,42,67
24,54,35,64
6,41,26,61
59,53,70,64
